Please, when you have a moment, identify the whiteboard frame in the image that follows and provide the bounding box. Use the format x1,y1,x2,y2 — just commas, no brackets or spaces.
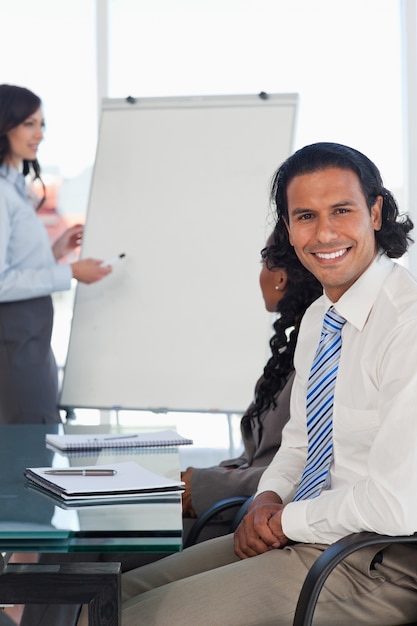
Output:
60,92,299,413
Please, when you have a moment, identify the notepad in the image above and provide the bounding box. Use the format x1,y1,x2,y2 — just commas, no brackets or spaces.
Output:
26,482,181,508
24,461,185,502
45,429,193,452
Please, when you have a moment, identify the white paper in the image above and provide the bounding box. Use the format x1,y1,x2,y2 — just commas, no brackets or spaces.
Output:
25,461,185,501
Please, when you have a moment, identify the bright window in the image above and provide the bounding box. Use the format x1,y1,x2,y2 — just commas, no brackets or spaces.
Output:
0,0,405,425
108,0,403,192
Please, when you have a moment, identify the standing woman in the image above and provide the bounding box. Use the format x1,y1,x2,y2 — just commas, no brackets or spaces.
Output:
0,84,111,424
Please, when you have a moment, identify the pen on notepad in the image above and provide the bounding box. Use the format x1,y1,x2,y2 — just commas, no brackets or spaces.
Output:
88,435,139,441
43,469,117,476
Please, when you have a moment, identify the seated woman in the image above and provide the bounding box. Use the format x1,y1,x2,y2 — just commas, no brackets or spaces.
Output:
181,229,322,543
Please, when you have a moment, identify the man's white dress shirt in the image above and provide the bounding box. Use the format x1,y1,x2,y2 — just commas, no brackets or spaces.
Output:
257,252,417,544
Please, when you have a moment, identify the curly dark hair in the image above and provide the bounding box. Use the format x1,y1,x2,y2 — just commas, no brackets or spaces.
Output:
245,224,322,421
270,142,414,258
0,84,46,209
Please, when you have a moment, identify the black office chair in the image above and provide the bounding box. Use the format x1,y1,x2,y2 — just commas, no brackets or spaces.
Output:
293,531,417,626
184,495,253,548
185,497,417,625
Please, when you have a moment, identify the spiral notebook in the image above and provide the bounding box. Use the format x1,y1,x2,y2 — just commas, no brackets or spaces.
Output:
24,461,185,502
45,429,193,452
49,446,180,459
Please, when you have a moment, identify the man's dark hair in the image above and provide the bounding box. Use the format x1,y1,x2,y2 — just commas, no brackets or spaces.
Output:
270,142,413,259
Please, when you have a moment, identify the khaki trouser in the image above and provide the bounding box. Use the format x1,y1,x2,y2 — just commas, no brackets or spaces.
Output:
77,533,417,626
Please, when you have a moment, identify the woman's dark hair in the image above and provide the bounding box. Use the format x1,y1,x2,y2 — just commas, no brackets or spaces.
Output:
0,84,45,208
245,223,322,421
270,141,413,259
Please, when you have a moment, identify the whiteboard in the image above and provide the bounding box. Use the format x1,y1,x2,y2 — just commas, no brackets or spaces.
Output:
60,93,298,412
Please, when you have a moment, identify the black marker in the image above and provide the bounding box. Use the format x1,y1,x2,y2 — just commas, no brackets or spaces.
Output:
101,253,126,267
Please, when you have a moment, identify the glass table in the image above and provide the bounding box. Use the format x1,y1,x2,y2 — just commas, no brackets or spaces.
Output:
0,423,183,626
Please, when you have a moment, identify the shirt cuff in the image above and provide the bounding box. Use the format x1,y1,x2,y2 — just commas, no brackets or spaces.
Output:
281,500,318,543
51,263,73,292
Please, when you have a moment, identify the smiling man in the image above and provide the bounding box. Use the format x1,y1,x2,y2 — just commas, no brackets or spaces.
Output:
285,167,382,302
76,143,417,626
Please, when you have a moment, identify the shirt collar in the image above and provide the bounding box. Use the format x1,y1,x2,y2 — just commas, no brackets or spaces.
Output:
0,163,26,195
323,252,394,331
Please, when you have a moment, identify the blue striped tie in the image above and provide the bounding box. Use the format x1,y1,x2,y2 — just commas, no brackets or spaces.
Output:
293,307,346,501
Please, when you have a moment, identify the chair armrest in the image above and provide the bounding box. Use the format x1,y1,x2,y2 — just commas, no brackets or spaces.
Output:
229,494,255,531
293,531,417,626
184,496,250,548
